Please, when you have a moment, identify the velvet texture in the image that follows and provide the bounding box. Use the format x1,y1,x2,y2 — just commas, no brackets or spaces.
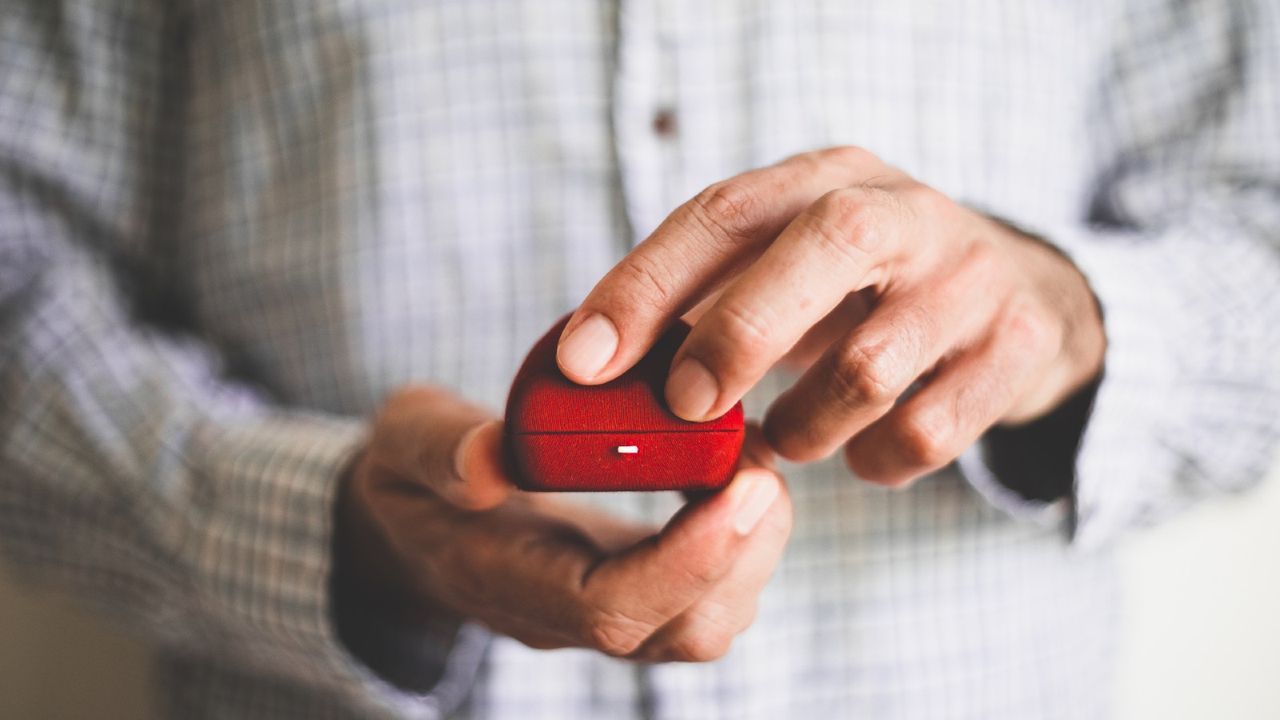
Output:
504,316,744,491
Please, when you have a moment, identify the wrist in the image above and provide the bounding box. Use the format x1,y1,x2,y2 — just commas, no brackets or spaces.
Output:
330,450,467,692
331,450,423,623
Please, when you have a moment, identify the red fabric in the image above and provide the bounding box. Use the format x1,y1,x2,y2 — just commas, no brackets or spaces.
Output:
505,315,744,492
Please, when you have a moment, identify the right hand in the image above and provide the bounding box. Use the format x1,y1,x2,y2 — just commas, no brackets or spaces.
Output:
334,386,792,663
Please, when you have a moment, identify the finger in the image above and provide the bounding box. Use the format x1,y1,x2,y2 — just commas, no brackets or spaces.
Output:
638,476,793,663
763,243,1001,461
428,502,614,643
678,284,726,327
557,147,886,385
368,386,514,510
575,469,784,657
664,180,924,422
778,290,873,371
476,604,585,651
844,303,1056,486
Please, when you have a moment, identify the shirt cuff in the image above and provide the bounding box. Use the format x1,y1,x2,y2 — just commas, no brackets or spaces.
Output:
193,411,488,717
958,227,1182,549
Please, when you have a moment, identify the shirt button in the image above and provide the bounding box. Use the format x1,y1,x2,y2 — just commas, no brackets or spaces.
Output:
651,108,678,138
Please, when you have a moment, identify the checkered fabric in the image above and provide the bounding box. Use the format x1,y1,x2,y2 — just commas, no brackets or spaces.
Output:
1,0,1277,718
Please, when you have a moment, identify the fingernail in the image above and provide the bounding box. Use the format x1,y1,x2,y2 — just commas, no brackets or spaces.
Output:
451,422,486,484
557,313,618,380
729,470,779,535
666,357,719,420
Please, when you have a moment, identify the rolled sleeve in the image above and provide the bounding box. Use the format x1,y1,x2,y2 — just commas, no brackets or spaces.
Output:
194,413,489,717
960,221,1279,549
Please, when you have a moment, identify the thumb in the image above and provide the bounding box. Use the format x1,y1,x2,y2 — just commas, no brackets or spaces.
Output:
368,386,515,511
582,468,785,637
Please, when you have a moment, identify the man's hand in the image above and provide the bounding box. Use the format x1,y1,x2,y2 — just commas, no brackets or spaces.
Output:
334,387,792,667
556,147,1106,487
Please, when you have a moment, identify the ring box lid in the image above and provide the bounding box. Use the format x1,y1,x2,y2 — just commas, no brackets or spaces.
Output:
505,316,744,434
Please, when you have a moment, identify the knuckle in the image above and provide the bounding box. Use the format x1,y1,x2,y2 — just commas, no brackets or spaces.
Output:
675,548,725,590
1002,301,1060,356
716,301,774,359
691,181,762,242
900,180,949,217
829,341,900,408
960,239,1001,281
583,608,652,658
816,187,870,226
816,144,878,166
809,188,888,260
613,252,680,313
894,408,954,469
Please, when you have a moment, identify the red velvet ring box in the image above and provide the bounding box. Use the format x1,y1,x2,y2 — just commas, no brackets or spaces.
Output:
504,315,744,492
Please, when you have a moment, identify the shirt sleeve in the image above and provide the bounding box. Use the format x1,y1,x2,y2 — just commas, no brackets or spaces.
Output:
958,0,1280,549
0,1,484,715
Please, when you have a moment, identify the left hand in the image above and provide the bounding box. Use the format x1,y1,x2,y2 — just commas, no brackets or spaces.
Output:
555,146,1106,487
334,386,793,666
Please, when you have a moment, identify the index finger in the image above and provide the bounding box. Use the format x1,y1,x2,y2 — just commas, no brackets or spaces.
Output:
556,147,884,385
665,180,923,421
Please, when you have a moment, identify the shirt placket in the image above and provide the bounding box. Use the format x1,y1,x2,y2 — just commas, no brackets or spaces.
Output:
611,0,686,245
610,3,707,717
611,2,740,718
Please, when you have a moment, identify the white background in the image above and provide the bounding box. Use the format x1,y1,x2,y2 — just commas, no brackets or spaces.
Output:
2,460,1278,718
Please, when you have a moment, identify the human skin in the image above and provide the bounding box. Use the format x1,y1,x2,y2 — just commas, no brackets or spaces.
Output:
557,146,1106,487
334,146,1105,671
334,386,792,665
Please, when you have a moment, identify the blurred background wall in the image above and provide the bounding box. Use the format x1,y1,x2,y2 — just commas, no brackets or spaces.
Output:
2,460,1278,719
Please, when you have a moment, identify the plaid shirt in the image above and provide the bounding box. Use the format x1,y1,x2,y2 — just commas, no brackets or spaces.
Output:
2,0,1277,717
